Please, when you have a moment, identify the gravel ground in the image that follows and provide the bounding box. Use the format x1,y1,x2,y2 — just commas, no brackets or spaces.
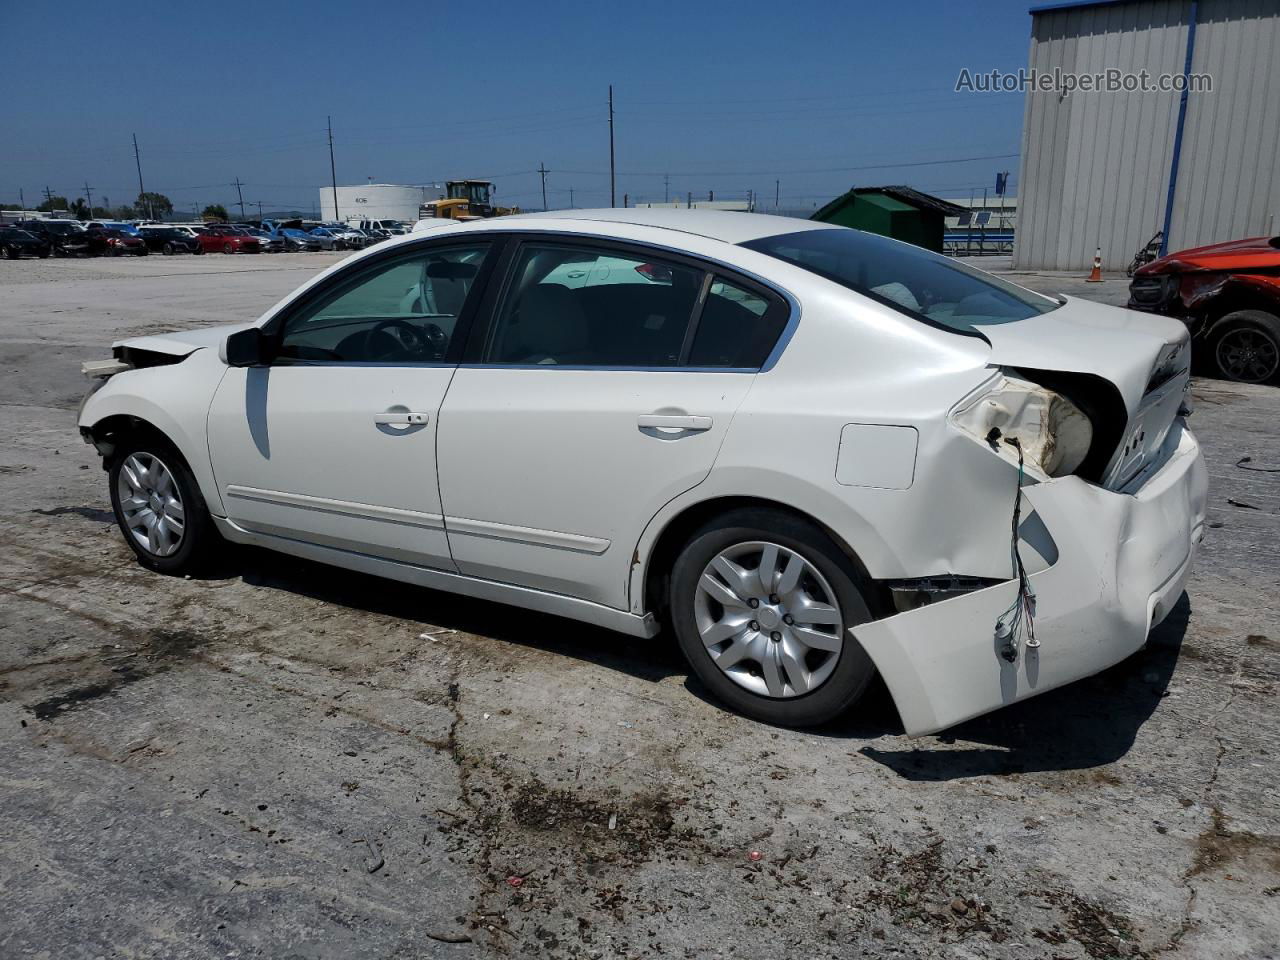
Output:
1,253,1277,959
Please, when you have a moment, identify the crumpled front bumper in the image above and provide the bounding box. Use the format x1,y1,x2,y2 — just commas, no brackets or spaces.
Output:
853,420,1208,736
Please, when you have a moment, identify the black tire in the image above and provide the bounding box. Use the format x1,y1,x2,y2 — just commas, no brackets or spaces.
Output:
193,244,204,255
1209,310,1280,384
668,507,877,727
162,242,174,255
3,245,16,260
107,432,219,575
38,247,50,258
222,242,234,255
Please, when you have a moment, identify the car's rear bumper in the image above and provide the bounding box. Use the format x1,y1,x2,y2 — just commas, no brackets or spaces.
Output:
853,420,1208,736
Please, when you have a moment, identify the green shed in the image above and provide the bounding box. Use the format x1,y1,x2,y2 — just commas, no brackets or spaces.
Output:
810,186,964,253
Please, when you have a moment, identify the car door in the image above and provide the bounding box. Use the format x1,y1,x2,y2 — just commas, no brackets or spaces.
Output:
436,237,791,609
207,238,497,569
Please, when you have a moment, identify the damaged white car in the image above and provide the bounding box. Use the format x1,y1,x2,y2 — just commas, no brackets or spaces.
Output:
78,210,1208,734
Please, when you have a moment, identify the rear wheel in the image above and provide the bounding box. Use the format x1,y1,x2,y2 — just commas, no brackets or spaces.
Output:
107,434,218,575
163,242,174,255
669,508,877,727
222,242,234,254
1210,310,1280,384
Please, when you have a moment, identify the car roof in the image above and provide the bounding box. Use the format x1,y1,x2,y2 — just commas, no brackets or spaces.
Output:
493,208,830,245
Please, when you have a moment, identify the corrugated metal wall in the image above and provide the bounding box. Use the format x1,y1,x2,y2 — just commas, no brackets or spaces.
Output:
1173,0,1280,249
1012,0,1280,271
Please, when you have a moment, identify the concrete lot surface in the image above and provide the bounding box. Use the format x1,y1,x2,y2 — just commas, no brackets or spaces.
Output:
1,253,1277,959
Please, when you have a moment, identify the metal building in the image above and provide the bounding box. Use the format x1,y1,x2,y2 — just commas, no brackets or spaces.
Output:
319,183,441,224
1013,0,1280,271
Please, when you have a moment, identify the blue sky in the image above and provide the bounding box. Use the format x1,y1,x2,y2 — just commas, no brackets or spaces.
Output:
2,0,1037,215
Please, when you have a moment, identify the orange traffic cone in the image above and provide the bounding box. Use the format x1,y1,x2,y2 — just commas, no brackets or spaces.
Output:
1086,247,1104,282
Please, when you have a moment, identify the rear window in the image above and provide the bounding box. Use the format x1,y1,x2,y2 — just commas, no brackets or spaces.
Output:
743,229,1059,335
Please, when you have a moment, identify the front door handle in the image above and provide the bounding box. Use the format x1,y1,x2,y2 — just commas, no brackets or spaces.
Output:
637,414,713,432
374,411,429,425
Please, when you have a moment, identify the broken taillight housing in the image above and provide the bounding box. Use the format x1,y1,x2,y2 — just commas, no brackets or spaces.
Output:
951,371,1094,479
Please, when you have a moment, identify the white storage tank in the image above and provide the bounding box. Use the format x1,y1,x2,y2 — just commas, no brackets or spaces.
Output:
319,184,440,223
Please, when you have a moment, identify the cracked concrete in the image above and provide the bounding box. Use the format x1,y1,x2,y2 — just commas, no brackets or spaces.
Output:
0,254,1277,958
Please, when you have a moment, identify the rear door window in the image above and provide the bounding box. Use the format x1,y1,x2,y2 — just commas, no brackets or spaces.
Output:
687,278,787,368
484,243,703,367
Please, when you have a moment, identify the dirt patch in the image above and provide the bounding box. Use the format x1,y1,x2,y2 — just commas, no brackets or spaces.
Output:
1032,888,1145,958
505,778,687,864
1247,634,1272,648
27,627,212,720
866,836,1008,941
1189,808,1280,880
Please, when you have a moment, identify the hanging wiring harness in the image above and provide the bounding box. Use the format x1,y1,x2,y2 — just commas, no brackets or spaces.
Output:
995,437,1038,662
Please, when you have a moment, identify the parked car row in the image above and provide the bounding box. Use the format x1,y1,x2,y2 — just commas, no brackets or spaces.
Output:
0,217,409,260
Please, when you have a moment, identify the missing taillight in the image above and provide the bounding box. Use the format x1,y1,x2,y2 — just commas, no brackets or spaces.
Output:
951,371,1093,479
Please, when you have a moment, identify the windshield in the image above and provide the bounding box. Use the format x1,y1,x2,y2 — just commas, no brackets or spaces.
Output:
743,229,1059,334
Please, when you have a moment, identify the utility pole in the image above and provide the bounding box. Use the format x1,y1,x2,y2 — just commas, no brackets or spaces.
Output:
607,84,616,207
19,187,25,211
686,191,692,209
327,116,339,222
569,187,574,208
257,200,263,219
83,181,94,216
232,178,246,220
775,179,780,209
664,173,669,204
538,162,548,211
132,133,152,218
43,186,54,209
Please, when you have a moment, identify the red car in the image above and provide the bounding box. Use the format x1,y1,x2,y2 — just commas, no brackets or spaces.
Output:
197,223,261,255
88,227,148,257
1129,235,1280,383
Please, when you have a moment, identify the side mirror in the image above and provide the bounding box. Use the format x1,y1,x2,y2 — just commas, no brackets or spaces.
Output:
222,327,268,367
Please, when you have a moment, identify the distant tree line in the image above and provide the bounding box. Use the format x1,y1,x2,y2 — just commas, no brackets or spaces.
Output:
2,192,177,220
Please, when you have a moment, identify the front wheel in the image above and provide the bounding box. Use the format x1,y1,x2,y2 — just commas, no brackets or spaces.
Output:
1210,310,1280,384
669,508,877,727
163,242,174,255
108,435,218,574
3,245,16,260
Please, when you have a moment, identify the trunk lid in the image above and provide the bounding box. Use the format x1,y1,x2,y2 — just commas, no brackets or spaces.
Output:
977,296,1191,489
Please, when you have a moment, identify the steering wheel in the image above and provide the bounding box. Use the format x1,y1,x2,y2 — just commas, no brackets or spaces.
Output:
363,319,447,361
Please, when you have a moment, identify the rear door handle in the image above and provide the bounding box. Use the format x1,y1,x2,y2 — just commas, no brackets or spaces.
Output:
637,414,713,432
374,412,429,425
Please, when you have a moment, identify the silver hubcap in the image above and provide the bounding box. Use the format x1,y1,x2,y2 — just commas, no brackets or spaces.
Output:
117,453,185,557
694,541,844,698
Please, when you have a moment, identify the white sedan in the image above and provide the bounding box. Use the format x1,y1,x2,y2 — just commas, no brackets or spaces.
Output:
78,209,1208,733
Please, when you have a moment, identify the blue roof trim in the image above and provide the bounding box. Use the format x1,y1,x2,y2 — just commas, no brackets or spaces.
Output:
1029,0,1131,13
